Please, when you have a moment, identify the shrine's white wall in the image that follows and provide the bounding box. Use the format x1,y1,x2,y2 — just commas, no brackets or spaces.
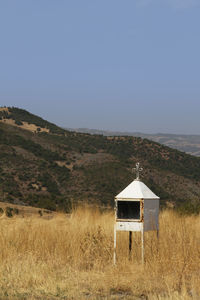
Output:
144,199,159,231
115,221,143,232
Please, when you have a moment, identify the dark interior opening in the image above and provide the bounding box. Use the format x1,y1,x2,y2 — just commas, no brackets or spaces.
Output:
117,201,140,220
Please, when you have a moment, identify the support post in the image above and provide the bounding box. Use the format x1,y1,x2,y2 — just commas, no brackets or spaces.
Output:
129,231,132,260
156,229,159,239
114,225,116,265
156,229,159,255
141,226,144,264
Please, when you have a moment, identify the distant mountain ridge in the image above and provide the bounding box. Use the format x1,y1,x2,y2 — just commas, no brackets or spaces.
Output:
0,107,200,213
67,128,200,157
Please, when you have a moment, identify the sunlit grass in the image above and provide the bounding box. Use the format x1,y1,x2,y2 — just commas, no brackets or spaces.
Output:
0,207,199,299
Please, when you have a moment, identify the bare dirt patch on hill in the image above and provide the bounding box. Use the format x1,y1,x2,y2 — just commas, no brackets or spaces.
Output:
0,118,49,133
0,107,10,113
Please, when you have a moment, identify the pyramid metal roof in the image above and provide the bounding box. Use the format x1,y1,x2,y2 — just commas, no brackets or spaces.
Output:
115,179,159,200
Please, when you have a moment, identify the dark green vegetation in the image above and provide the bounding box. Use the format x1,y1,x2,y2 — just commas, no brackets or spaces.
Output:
0,107,200,213
73,128,200,157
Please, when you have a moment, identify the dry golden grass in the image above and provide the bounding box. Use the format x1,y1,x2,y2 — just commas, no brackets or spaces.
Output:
0,207,199,299
0,118,49,133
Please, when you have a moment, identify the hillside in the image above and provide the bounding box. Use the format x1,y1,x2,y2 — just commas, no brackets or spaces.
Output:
0,107,200,213
70,128,200,156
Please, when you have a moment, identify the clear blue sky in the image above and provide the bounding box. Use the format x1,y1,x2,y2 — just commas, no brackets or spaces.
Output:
0,0,200,134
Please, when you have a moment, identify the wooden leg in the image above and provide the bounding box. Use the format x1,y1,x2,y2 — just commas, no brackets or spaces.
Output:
156,229,159,255
114,225,116,265
129,231,132,260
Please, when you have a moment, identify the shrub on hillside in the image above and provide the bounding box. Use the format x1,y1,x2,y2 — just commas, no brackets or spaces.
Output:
5,207,13,217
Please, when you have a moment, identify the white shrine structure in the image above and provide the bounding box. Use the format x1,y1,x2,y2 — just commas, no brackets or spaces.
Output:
114,163,160,264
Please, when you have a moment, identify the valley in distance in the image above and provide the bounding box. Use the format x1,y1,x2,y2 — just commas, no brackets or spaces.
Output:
0,106,200,299
68,127,200,157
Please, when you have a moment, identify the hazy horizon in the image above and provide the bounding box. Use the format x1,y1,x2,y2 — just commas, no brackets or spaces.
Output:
66,126,200,137
1,1,200,135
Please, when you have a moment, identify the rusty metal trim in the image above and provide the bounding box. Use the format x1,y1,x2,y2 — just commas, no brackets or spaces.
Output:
116,218,143,222
140,199,144,222
115,198,143,201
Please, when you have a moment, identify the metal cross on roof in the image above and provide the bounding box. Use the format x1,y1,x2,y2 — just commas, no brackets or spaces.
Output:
133,162,143,180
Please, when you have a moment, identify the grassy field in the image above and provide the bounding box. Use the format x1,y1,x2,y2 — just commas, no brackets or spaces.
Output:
0,207,199,299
